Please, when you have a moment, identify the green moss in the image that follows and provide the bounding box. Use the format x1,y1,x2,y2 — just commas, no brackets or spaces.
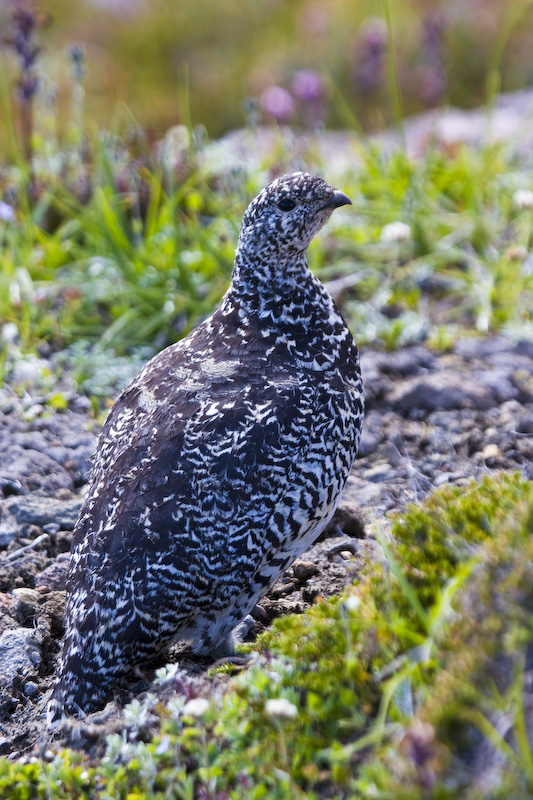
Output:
359,475,533,798
391,473,532,610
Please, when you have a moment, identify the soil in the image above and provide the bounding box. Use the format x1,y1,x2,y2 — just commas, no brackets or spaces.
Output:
0,335,532,759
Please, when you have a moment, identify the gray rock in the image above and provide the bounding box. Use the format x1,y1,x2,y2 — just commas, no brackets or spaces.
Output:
0,628,42,686
473,369,519,404
0,446,73,493
369,346,435,377
0,512,20,548
5,494,82,530
34,553,71,591
341,474,391,509
357,411,383,457
390,372,496,413
24,681,39,698
453,336,517,359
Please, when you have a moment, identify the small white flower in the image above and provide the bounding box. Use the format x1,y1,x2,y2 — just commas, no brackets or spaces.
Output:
183,697,210,718
264,698,298,720
1,322,19,346
380,221,412,242
513,189,533,210
88,259,105,277
343,594,361,612
0,201,15,222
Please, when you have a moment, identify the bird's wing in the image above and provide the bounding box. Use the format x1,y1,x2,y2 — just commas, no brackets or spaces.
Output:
72,342,319,580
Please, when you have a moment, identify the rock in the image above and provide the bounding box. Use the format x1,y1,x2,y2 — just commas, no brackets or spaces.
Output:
0,594,14,617
368,346,435,377
34,553,70,591
0,446,73,494
292,561,320,580
357,410,383,457
453,336,517,359
12,588,40,626
37,591,66,638
0,593,17,636
4,494,82,530
481,444,501,460
363,463,397,483
474,370,519,404
23,681,39,698
0,628,43,687
0,512,19,548
390,372,496,413
11,588,65,638
341,475,388,509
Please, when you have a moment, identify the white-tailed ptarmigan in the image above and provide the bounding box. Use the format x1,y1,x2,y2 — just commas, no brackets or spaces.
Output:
47,172,365,726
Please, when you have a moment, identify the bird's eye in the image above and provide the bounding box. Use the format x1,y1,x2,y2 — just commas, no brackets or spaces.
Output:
277,197,296,212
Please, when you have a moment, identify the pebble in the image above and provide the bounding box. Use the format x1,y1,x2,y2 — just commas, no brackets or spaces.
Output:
481,443,501,460
12,588,40,625
23,681,38,698
34,553,71,591
0,628,42,684
292,561,320,580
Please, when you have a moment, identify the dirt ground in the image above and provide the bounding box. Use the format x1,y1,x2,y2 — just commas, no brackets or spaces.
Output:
0,335,532,758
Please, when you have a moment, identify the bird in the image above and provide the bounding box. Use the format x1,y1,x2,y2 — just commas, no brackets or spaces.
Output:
47,172,365,727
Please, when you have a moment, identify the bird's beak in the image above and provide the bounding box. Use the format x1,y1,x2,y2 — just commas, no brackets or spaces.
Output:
323,190,352,210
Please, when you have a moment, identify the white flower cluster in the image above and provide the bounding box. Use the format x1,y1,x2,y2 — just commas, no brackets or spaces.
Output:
513,189,533,210
380,221,412,242
183,697,210,718
264,698,298,720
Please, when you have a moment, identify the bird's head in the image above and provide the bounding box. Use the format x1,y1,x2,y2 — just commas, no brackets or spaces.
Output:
236,172,352,261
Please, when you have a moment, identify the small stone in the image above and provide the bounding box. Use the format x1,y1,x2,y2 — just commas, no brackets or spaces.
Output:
24,681,39,698
0,513,19,548
0,628,42,685
481,443,500,460
12,589,40,625
363,464,396,483
34,553,70,591
292,561,319,581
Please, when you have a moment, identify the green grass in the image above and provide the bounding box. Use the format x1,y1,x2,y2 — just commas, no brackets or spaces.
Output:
1,136,533,385
1,472,532,798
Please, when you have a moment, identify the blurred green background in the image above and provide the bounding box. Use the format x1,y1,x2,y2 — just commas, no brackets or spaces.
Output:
1,0,533,141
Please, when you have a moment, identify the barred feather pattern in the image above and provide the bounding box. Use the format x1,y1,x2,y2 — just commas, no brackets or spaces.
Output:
47,172,365,727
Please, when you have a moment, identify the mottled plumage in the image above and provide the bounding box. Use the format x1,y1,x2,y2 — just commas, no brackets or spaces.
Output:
47,172,364,727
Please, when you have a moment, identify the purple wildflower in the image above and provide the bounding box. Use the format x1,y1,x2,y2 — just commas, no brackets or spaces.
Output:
354,16,387,93
260,85,295,123
292,70,323,103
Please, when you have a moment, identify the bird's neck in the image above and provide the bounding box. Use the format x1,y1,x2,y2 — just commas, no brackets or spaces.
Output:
216,247,342,354
225,247,311,314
